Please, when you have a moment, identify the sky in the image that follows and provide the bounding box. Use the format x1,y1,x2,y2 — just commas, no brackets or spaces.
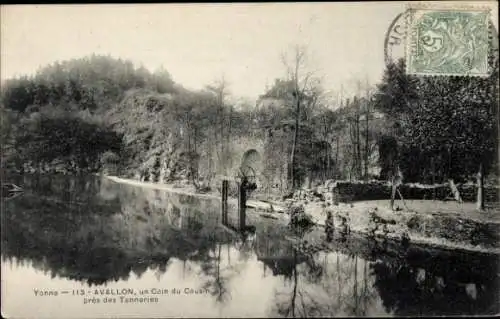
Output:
1,2,498,103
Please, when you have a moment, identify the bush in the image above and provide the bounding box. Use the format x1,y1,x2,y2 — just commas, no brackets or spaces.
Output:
100,151,120,165
289,204,315,229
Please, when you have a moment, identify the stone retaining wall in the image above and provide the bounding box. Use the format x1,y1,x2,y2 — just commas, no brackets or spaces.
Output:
405,213,500,249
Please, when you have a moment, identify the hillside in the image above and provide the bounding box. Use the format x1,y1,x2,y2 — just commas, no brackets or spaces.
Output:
0,55,257,185
1,55,498,197
1,55,178,175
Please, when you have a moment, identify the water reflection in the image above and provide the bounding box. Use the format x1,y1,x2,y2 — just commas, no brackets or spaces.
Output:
1,174,498,317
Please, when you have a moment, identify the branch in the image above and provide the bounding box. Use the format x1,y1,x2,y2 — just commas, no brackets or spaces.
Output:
300,73,313,97
280,52,294,81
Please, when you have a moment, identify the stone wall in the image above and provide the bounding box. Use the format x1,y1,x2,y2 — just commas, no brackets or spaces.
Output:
330,180,499,203
457,184,499,203
332,181,390,202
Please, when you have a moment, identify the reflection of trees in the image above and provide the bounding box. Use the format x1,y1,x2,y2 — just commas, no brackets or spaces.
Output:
198,228,258,306
297,253,379,317
273,248,300,318
371,246,499,316
323,236,500,317
199,243,232,304
271,248,325,318
1,174,237,286
267,227,334,318
270,233,394,317
4,174,498,316
342,254,379,317
9,173,104,205
2,189,169,285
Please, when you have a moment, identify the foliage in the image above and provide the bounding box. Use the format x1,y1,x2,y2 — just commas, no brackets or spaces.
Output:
3,52,496,189
1,55,176,114
13,108,122,173
374,58,499,183
100,151,120,165
288,204,315,231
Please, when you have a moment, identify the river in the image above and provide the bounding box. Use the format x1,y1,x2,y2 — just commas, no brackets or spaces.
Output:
1,174,499,318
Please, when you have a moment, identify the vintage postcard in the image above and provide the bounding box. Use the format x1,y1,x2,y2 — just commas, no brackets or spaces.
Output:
1,2,499,318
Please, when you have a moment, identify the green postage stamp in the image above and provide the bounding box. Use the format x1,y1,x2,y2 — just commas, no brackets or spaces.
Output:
406,5,492,76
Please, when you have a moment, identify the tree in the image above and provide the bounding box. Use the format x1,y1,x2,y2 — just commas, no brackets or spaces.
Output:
358,79,377,180
375,58,499,209
311,107,343,181
0,55,192,178
280,45,317,189
151,66,175,94
346,97,363,179
13,108,122,173
205,76,230,177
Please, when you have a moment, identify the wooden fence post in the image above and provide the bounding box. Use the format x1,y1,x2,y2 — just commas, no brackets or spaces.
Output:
238,181,247,230
222,180,228,224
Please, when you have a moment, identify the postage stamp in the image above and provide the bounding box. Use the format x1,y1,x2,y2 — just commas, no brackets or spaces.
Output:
406,6,492,76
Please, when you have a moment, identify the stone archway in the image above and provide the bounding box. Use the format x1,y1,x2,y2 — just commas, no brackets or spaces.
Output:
240,148,262,178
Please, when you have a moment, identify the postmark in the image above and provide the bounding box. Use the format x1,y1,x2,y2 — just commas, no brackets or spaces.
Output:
384,10,411,67
406,6,491,76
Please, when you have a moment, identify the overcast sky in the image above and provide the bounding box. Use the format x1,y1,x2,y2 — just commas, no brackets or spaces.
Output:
1,2,498,102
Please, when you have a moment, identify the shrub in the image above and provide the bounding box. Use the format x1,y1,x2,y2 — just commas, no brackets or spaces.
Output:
289,204,315,230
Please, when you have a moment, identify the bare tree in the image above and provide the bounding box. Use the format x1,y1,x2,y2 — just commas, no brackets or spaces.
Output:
345,79,377,181
346,97,362,180
281,45,316,190
360,79,376,180
206,76,230,177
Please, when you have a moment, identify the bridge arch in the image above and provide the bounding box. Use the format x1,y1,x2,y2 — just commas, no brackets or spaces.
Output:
240,149,263,177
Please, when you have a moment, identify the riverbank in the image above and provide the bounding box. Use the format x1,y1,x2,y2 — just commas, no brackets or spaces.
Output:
104,175,500,255
104,175,287,213
301,200,500,255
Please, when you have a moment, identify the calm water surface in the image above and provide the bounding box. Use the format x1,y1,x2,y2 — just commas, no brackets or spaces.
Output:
1,174,499,318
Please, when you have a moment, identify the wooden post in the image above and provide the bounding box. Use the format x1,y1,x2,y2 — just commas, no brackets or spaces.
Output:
477,162,484,210
238,181,247,230
221,180,228,224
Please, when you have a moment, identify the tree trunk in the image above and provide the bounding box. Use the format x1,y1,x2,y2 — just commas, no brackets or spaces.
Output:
194,127,198,180
364,109,369,180
390,179,396,211
291,250,298,318
390,164,401,211
354,255,358,314
356,114,361,178
325,149,329,182
448,179,463,203
476,162,484,210
335,136,339,178
308,169,313,189
290,97,300,190
349,121,357,179
227,105,232,169
220,105,225,175
431,157,436,199
208,144,213,186
337,253,341,306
